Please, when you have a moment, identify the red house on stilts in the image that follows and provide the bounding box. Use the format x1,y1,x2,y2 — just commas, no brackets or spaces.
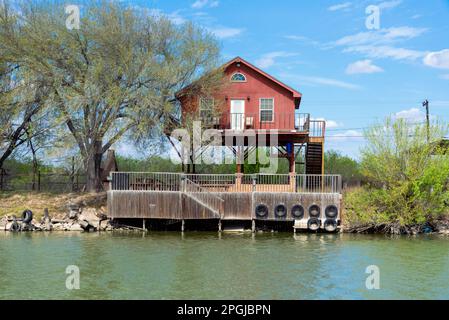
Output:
172,56,326,175
109,59,342,233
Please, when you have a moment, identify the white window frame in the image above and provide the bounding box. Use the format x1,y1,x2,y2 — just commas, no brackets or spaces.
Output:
199,97,214,117
230,72,247,83
259,98,274,123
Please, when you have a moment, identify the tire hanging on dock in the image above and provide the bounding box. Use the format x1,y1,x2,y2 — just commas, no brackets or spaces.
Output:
324,219,337,232
255,204,269,218
307,218,320,231
291,205,304,219
308,204,320,218
274,204,287,218
324,205,338,219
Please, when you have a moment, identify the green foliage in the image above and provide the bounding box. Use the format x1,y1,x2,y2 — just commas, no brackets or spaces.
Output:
116,155,181,173
324,150,361,184
0,1,221,191
346,118,449,227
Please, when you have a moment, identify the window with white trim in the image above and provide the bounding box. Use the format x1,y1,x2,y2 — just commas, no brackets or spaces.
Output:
260,98,274,122
231,73,246,82
199,97,214,118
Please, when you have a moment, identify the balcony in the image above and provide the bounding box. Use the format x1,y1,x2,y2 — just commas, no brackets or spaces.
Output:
200,112,311,132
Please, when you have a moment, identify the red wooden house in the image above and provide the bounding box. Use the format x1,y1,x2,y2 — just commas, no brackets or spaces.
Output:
173,57,326,175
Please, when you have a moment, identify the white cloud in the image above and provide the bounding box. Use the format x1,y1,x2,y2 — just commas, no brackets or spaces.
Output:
284,35,308,41
208,27,244,39
255,52,297,69
312,118,342,129
142,8,187,25
166,11,186,25
328,130,364,141
377,0,402,10
423,49,449,70
281,73,360,90
393,108,427,123
300,76,360,90
343,45,425,61
192,0,219,9
328,2,351,11
332,26,427,62
346,59,384,74
284,35,320,46
334,26,427,47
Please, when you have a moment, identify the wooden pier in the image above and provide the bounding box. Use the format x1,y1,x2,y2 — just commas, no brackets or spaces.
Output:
107,172,342,232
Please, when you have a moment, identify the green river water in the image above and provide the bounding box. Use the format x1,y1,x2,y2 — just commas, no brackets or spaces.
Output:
0,232,448,299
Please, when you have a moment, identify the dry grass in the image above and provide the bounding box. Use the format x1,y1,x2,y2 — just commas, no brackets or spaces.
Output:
0,192,96,221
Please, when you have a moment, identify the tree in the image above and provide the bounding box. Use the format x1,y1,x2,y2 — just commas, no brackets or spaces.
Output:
0,1,221,191
324,150,361,186
0,27,51,171
346,117,449,230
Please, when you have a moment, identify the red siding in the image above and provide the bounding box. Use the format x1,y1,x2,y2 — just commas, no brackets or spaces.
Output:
180,60,299,130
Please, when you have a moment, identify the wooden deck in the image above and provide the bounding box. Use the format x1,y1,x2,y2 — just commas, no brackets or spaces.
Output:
107,173,343,229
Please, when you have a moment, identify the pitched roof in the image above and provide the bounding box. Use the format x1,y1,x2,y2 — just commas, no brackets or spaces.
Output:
175,56,302,100
224,56,302,98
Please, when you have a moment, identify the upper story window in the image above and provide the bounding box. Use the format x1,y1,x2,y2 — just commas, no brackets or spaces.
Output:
199,97,214,118
230,73,246,82
260,98,274,122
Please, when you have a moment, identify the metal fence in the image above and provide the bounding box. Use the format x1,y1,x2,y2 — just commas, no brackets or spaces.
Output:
296,174,342,193
200,112,311,131
110,172,342,194
111,172,181,191
0,171,86,193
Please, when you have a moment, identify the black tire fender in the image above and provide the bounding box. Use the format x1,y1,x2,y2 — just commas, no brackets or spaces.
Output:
307,218,321,231
22,210,33,224
255,204,269,218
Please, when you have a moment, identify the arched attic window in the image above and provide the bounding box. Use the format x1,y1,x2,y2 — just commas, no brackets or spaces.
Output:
230,72,246,82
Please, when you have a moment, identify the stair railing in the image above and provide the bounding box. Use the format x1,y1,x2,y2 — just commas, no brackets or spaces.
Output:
182,176,225,218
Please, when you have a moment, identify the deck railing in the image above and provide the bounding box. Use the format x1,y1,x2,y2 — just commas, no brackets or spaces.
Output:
296,174,341,194
111,172,342,194
110,172,181,191
199,112,310,131
309,120,326,138
184,178,224,217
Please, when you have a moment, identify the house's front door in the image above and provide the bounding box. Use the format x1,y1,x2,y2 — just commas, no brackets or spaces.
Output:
230,99,245,130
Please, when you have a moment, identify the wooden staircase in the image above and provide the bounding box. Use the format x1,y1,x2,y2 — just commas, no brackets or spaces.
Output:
183,178,224,219
305,142,324,175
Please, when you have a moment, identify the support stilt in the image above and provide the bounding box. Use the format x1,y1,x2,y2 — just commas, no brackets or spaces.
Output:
252,219,256,233
142,219,146,231
218,220,222,232
181,219,185,232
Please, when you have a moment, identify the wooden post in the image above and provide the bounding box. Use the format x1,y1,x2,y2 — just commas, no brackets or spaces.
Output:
218,220,222,232
235,173,242,191
181,219,185,232
289,172,296,192
252,219,256,233
142,219,146,231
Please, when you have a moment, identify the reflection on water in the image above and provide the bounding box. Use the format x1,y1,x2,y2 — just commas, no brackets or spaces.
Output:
0,232,448,299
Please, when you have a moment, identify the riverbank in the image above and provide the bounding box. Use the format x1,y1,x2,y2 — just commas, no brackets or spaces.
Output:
1,191,448,235
342,187,449,235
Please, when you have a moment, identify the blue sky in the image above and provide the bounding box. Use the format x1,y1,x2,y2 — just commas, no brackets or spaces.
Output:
119,0,449,158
